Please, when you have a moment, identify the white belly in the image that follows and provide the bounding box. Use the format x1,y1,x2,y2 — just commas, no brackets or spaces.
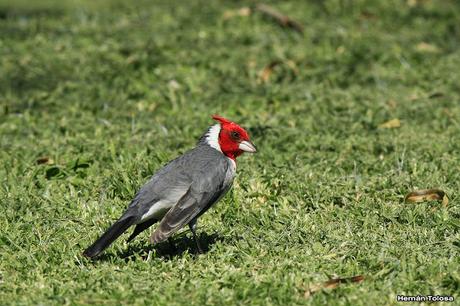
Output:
138,199,174,223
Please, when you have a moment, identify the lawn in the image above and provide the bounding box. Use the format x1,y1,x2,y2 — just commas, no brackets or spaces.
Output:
1,0,459,305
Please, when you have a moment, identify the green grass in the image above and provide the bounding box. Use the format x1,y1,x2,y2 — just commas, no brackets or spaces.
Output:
1,0,460,304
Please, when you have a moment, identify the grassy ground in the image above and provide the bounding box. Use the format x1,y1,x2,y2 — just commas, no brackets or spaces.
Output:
1,0,460,305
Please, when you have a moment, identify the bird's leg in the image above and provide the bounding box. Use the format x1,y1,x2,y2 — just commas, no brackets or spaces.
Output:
188,219,203,254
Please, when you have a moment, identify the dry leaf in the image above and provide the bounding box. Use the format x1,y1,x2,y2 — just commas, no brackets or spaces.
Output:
258,60,298,83
305,275,365,298
223,7,251,20
378,119,401,129
416,42,440,53
238,7,251,16
258,60,281,83
407,0,433,7
410,0,432,6
359,11,377,20
222,11,234,20
405,189,448,207
36,157,54,165
428,92,444,99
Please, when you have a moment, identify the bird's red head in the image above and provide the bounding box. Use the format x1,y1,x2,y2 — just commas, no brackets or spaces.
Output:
212,115,257,160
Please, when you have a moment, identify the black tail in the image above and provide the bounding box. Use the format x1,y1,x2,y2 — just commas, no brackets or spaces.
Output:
83,216,135,258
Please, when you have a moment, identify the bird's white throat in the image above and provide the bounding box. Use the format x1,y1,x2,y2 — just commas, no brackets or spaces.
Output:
205,124,222,152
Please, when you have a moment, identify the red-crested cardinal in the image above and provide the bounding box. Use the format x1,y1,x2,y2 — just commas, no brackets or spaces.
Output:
83,115,256,258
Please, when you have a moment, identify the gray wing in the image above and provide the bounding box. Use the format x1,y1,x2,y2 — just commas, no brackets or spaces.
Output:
123,150,198,220
150,147,231,243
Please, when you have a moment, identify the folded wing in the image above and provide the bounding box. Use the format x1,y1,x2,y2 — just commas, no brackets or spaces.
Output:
149,146,231,243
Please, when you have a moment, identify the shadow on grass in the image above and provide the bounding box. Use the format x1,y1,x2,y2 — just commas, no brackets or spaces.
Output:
93,232,224,262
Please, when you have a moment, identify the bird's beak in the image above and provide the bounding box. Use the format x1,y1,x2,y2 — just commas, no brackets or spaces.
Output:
239,140,257,153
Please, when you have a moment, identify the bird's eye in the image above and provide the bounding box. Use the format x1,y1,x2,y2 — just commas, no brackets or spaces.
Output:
230,131,240,140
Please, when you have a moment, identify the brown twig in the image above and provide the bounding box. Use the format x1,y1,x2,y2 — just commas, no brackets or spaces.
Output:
304,275,365,298
255,4,303,33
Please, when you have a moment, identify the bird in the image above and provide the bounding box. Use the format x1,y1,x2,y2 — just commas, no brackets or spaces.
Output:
83,115,257,258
